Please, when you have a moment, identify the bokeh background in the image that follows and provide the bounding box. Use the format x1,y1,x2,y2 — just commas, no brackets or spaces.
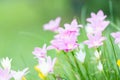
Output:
0,0,120,79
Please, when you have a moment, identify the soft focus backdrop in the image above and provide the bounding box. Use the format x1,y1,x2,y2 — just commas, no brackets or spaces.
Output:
0,0,120,79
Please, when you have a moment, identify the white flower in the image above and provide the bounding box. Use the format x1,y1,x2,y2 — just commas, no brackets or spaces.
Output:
0,57,12,71
94,50,101,59
79,43,85,50
11,68,29,80
35,56,56,76
76,50,86,63
0,57,12,80
97,61,103,71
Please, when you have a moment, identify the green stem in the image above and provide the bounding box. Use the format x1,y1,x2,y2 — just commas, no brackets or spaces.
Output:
63,51,83,79
102,70,108,80
71,52,86,80
109,36,120,78
83,63,91,80
110,23,120,31
109,0,113,22
96,48,108,79
103,44,110,79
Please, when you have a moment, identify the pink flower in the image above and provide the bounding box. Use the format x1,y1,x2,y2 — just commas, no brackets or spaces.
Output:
51,36,78,52
50,19,81,52
63,19,82,36
84,33,106,48
111,32,120,44
87,10,107,22
32,44,47,58
86,10,109,33
0,69,11,80
43,17,61,32
0,57,12,80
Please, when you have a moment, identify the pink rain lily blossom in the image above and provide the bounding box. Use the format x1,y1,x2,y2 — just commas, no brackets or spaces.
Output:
0,68,12,80
84,33,106,48
50,31,79,52
86,10,109,33
51,37,78,52
32,44,47,59
43,17,61,32
0,57,12,80
57,19,82,37
50,19,81,52
63,19,82,36
111,32,120,44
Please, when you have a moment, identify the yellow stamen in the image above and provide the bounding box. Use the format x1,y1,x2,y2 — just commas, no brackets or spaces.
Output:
22,76,26,80
117,60,120,67
38,73,46,80
34,65,41,73
34,65,46,80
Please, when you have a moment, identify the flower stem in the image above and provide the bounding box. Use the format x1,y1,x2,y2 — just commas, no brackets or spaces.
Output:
109,36,120,78
71,51,86,80
63,51,83,79
109,0,114,22
102,70,108,80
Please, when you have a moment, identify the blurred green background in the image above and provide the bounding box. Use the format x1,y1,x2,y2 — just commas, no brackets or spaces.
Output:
0,0,120,79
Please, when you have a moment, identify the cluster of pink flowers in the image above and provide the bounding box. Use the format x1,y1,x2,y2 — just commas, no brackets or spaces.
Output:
1,9,120,80
84,10,110,48
42,10,111,50
33,10,120,79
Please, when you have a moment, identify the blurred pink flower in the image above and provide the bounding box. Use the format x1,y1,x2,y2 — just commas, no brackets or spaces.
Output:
43,17,61,32
32,44,47,58
0,69,11,80
111,32,120,44
87,10,107,22
51,37,78,52
86,10,109,33
63,19,82,36
50,19,81,52
0,57,12,80
84,33,106,48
